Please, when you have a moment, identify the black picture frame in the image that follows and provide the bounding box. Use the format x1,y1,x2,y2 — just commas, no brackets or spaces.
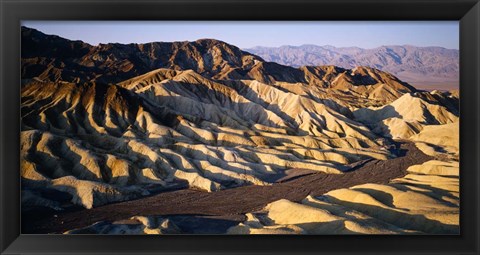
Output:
1,0,479,254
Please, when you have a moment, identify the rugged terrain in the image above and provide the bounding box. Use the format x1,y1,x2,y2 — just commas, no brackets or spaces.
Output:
21,26,459,234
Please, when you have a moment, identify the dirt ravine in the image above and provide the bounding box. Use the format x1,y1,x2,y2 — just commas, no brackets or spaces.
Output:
23,141,432,234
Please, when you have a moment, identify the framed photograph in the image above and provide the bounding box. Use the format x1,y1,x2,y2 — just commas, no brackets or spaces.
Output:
1,0,479,254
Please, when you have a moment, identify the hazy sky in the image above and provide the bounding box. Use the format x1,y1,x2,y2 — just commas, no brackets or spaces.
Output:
22,21,459,49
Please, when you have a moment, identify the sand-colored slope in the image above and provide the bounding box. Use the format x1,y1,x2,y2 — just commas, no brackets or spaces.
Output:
20,74,459,232
120,69,380,142
411,121,459,149
353,92,458,139
228,160,459,234
411,121,459,159
21,76,397,210
354,92,458,125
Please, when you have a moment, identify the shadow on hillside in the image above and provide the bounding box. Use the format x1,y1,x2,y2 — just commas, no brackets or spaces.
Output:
167,215,245,234
324,196,459,234
354,105,402,124
158,80,301,133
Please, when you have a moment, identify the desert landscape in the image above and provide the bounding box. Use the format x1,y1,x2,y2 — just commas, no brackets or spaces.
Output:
20,25,459,234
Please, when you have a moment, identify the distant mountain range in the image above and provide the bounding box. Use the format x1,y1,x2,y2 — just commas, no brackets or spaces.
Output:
244,45,459,90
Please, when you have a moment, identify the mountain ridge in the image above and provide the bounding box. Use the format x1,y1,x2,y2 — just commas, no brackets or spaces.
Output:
21,26,419,107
